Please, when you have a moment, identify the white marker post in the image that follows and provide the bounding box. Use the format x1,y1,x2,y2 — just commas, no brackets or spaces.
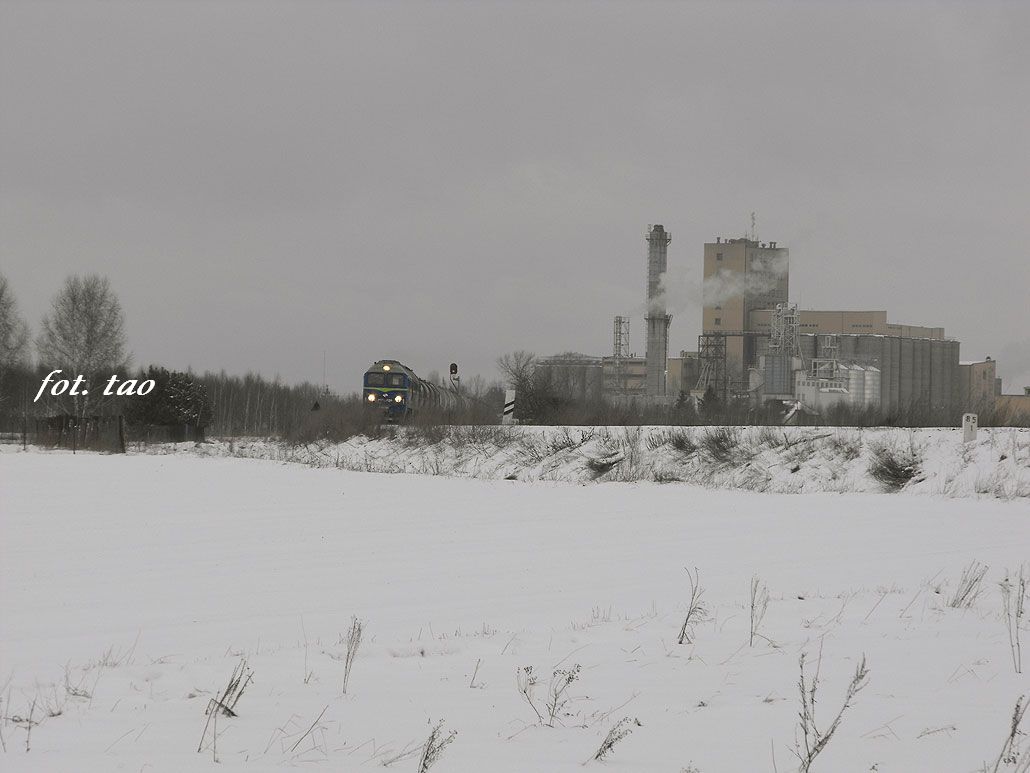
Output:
962,412,978,443
501,390,516,425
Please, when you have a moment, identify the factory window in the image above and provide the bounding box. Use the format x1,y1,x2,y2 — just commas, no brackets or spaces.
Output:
714,317,721,326
716,252,723,260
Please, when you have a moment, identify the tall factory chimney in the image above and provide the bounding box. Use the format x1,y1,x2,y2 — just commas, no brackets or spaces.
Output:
645,224,672,397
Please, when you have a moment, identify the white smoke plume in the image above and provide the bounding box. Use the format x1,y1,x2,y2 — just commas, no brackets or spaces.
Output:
639,251,789,316
700,252,788,307
645,266,699,315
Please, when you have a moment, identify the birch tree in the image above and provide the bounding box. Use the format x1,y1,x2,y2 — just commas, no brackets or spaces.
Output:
36,274,128,415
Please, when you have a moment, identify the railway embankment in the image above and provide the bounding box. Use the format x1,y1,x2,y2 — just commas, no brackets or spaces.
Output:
141,425,1030,498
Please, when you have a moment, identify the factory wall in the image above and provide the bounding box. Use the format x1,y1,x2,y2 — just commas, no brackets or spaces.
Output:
798,334,959,416
535,358,605,402
795,374,851,413
887,323,946,340
759,353,795,397
995,394,1030,426
750,309,946,340
751,309,888,335
667,353,702,398
602,356,647,397
956,359,998,413
666,358,682,397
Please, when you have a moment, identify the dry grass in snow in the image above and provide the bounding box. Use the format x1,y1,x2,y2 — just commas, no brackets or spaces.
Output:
0,449,1028,771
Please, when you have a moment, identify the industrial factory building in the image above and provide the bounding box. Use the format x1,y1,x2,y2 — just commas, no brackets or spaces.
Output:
793,332,958,415
954,358,1030,423
535,223,1018,423
702,237,789,383
534,354,604,402
957,357,999,413
695,234,972,418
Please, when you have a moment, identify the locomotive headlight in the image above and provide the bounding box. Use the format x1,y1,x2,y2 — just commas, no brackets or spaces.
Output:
394,395,403,403
367,393,376,402
382,365,391,371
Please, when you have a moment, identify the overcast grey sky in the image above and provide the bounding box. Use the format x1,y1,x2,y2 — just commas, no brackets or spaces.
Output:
2,0,1028,392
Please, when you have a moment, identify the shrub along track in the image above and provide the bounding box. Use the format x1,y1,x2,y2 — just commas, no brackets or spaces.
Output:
153,425,1030,498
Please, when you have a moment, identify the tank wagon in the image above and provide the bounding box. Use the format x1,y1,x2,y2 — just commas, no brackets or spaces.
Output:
362,359,462,419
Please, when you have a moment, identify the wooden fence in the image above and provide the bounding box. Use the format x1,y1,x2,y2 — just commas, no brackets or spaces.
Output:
0,415,206,451
0,414,27,447
32,415,126,453
124,424,205,444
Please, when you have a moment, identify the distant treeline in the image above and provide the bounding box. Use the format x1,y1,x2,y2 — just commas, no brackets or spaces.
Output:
0,361,353,436
198,370,332,436
3,358,1027,442
0,359,509,441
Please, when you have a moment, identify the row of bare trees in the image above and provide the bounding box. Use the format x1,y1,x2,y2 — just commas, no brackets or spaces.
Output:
0,273,343,436
199,371,340,437
1,273,128,419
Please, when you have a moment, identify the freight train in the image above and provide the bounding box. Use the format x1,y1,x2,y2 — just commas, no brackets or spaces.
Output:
362,359,463,419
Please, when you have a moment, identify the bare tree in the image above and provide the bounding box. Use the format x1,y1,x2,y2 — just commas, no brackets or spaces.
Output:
497,350,550,422
497,350,581,424
0,274,31,409
497,350,536,392
0,274,30,368
36,274,128,415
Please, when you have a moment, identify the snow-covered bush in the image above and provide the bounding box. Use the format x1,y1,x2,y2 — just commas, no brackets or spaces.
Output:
827,431,862,461
669,429,699,456
699,427,745,465
868,437,923,491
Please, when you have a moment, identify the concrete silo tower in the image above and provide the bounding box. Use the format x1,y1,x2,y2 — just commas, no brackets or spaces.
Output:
645,224,672,397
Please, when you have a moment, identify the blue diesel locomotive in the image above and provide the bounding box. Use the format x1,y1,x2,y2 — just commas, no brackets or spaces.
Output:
362,359,462,419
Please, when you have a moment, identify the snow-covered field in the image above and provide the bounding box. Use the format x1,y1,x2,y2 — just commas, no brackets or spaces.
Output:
1,446,1028,772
